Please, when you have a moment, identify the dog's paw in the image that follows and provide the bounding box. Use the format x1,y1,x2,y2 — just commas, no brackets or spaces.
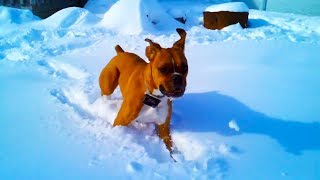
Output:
168,144,184,162
170,149,184,162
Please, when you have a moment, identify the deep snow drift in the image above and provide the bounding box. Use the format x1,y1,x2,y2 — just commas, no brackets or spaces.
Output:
1,0,320,179
101,0,183,34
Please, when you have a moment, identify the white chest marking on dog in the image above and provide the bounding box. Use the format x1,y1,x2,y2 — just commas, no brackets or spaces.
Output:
135,89,169,125
152,89,163,97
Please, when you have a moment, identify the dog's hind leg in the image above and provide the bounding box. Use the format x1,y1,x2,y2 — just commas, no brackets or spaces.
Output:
99,64,120,96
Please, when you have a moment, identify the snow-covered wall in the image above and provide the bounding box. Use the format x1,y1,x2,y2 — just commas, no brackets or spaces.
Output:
232,0,320,16
267,0,320,16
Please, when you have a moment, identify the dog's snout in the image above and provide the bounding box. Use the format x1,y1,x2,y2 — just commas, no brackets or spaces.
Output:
172,74,183,87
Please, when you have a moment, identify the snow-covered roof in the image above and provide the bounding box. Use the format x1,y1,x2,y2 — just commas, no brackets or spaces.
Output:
205,2,249,13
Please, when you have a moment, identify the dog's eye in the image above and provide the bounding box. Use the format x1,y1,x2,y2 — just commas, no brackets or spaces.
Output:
159,67,169,74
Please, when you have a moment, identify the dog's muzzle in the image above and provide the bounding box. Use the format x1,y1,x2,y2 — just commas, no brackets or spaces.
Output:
159,84,185,98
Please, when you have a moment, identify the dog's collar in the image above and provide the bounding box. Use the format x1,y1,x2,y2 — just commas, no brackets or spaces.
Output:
143,81,165,108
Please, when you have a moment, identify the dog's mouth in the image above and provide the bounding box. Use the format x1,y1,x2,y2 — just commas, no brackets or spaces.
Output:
159,85,185,98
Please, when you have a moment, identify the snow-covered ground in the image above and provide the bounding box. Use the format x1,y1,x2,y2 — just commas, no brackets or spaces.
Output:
1,0,320,179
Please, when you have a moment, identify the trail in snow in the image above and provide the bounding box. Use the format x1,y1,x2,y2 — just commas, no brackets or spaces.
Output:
29,39,232,179
32,35,320,179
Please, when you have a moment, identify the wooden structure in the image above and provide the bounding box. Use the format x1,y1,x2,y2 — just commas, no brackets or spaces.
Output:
0,0,88,18
203,11,249,30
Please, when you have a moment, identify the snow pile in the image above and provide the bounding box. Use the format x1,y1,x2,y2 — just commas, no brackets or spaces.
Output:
221,22,243,31
39,7,101,28
0,6,39,25
205,2,249,12
84,0,117,17
100,0,183,34
100,0,153,34
160,0,231,27
141,0,183,30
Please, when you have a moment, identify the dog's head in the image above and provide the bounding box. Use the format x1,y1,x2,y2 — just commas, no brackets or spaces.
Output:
145,28,188,98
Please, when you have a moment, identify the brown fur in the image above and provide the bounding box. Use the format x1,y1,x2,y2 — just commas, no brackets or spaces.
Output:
99,29,188,152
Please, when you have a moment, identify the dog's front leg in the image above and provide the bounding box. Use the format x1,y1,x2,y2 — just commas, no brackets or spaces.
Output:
157,100,173,152
113,99,143,126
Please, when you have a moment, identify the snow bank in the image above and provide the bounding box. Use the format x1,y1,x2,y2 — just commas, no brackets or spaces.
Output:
0,6,39,25
100,0,183,34
84,0,117,17
100,0,152,34
205,2,249,12
39,7,100,28
141,0,183,30
221,22,243,31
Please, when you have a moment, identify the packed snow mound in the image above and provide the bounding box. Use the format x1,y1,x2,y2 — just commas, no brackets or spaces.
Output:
160,0,231,27
100,0,183,34
84,0,117,17
0,6,39,25
141,0,183,29
100,0,151,34
39,7,101,28
205,2,249,12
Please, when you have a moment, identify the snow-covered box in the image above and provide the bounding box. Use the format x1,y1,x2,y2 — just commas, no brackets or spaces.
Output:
203,2,249,30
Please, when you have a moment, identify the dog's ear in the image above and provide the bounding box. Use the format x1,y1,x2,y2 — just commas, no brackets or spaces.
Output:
173,28,187,51
145,38,162,61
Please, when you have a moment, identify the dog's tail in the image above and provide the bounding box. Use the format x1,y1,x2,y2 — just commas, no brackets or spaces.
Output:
115,45,124,54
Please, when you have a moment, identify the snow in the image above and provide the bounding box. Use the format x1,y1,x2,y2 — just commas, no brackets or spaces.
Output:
38,7,100,28
84,0,117,18
228,120,240,131
0,6,39,25
159,0,230,27
100,0,152,34
100,0,183,35
205,2,249,13
1,0,320,179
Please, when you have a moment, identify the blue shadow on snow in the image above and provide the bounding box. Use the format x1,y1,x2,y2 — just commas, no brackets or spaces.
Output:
173,92,320,155
248,18,271,28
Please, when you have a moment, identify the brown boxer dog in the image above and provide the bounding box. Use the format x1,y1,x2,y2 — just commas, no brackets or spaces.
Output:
99,28,188,153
